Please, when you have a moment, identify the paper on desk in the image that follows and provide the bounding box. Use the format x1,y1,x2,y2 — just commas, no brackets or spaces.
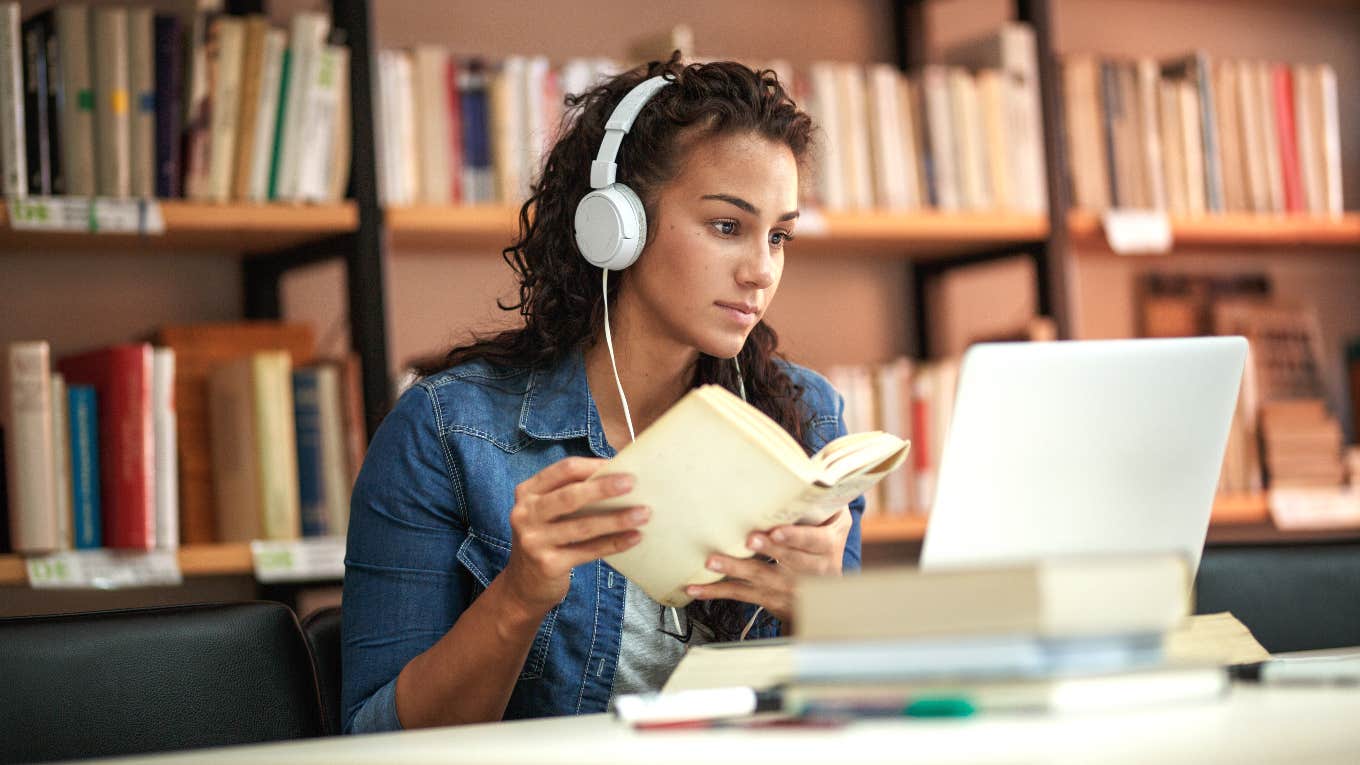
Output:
662,639,793,693
1166,612,1271,666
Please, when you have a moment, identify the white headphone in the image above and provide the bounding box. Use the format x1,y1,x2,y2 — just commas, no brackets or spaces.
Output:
573,75,672,271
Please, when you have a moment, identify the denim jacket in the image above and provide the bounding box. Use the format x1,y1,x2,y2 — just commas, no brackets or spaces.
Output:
341,349,864,733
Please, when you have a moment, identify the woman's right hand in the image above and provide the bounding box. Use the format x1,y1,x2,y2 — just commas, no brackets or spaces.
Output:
500,457,649,617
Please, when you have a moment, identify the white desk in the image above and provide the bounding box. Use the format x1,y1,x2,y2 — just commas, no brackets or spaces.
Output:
99,684,1360,765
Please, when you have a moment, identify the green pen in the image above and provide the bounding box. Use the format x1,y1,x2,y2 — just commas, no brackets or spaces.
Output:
903,696,977,718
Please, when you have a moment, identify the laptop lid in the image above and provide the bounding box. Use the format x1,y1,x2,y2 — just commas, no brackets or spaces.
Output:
920,336,1248,577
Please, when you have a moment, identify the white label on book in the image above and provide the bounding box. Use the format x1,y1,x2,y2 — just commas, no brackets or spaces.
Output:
1268,487,1360,531
7,196,166,235
251,536,346,583
25,549,183,589
1101,209,1172,255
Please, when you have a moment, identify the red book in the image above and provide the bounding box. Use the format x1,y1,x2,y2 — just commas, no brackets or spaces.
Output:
58,344,156,550
445,57,464,205
1273,65,1304,214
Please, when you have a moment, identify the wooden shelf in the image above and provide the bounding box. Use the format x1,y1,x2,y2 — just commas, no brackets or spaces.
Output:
0,543,253,587
1068,210,1360,251
861,493,1275,544
0,200,358,253
387,205,1049,258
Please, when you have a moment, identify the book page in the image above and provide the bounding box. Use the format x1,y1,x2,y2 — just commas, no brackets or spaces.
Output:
662,640,794,693
1165,612,1271,666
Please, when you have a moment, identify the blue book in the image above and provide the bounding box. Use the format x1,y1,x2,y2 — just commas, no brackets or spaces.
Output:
68,385,102,549
292,369,328,537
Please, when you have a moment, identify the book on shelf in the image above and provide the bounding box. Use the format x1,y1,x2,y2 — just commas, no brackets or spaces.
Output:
3,341,57,552
374,22,1047,215
1063,49,1343,217
580,384,910,607
57,344,156,551
1,2,348,204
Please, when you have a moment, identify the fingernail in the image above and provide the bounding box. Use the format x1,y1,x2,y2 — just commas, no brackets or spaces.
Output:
771,529,787,543
629,507,650,524
748,535,765,551
610,475,634,492
707,558,724,572
686,586,702,597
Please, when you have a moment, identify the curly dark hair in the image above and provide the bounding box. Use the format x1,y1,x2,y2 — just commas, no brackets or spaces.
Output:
423,54,817,641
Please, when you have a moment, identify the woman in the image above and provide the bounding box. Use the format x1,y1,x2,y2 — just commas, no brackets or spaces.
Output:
342,56,864,733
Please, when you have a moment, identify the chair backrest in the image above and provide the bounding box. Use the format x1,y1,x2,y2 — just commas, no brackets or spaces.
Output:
0,601,325,764
1195,542,1360,653
301,605,343,736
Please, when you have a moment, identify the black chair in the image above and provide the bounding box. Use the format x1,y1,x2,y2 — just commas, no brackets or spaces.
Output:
301,606,344,736
1195,542,1360,653
0,601,325,764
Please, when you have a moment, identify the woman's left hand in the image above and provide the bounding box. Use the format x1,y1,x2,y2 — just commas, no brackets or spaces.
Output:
684,506,853,624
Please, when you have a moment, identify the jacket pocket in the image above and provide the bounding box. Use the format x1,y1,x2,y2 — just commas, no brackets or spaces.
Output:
455,530,559,681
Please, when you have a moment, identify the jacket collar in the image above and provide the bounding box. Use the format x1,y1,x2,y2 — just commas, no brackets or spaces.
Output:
519,347,614,457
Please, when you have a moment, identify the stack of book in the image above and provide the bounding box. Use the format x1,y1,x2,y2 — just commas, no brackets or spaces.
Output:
1,323,365,555
646,556,1235,723
1260,400,1346,488
0,2,349,202
373,22,1048,215
1063,52,1343,217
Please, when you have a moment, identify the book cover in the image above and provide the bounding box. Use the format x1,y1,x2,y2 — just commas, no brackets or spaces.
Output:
21,15,51,195
38,10,63,194
50,372,71,550
231,16,269,201
292,367,328,536
1160,52,1223,213
152,348,178,550
68,384,102,550
246,27,285,201
581,385,909,607
92,6,131,198
153,14,183,198
55,4,95,196
58,344,156,550
0,1,26,196
127,7,155,198
209,352,301,542
204,15,244,202
4,341,57,553
274,11,329,201
413,45,452,205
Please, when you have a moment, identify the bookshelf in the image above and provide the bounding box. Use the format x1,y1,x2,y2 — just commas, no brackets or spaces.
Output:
1067,211,1360,252
860,493,1276,544
387,204,1049,258
0,202,358,253
0,543,253,587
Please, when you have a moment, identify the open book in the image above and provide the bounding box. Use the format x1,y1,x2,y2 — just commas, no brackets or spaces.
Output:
583,384,910,607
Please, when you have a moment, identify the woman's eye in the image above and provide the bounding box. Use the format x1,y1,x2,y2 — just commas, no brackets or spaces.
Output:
770,231,794,247
712,220,738,236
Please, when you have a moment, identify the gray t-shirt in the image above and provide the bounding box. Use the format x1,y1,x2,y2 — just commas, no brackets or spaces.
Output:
609,579,712,699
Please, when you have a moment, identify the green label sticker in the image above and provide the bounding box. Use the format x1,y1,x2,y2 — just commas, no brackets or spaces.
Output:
77,89,94,110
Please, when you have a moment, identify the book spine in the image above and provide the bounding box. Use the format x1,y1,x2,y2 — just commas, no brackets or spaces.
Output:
267,48,291,200
1272,66,1303,215
181,5,218,200
247,29,285,201
316,365,350,535
292,368,328,536
296,42,343,201
458,61,491,204
205,16,244,202
255,354,299,540
21,17,50,195
55,4,94,196
1316,64,1342,218
153,348,178,549
39,12,62,195
68,384,102,549
231,17,267,202
153,14,183,198
92,6,131,198
1194,55,1225,213
49,373,71,550
5,342,57,553
0,2,27,197
326,45,350,202
127,7,155,199
275,12,329,201
445,56,463,204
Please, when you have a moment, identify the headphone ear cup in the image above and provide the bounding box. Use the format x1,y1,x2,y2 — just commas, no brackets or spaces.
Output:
574,185,648,271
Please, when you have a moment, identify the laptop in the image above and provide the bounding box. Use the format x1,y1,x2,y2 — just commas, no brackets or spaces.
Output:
920,336,1248,577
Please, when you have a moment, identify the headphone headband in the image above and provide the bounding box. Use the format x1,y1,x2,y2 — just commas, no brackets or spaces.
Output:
589,75,672,188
